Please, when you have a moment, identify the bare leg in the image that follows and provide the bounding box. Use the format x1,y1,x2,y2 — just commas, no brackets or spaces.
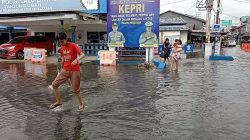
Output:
169,60,173,71
167,58,170,67
53,87,62,104
75,93,84,110
71,71,84,111
176,60,179,71
172,61,176,70
50,70,69,108
49,87,63,109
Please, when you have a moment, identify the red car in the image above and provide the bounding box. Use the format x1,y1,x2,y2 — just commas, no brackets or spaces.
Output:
0,36,54,59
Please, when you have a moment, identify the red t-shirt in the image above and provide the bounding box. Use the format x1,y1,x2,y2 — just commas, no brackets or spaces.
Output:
60,42,82,71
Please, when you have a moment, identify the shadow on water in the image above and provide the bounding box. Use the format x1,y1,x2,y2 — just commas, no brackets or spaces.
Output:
0,47,250,139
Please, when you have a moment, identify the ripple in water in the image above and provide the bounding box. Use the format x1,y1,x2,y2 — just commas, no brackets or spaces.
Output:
0,47,250,139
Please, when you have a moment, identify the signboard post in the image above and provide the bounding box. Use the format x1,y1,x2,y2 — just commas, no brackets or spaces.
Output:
212,24,221,56
107,0,160,63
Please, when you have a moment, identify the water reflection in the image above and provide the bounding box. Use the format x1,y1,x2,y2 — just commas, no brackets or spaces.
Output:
0,62,48,77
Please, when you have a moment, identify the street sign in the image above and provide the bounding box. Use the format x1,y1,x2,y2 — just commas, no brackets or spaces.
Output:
221,20,232,26
212,24,220,32
184,44,194,54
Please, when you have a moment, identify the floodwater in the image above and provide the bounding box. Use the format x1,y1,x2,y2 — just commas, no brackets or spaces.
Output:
0,47,250,140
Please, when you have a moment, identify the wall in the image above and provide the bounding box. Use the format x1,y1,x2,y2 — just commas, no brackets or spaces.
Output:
180,31,188,44
159,30,188,45
160,31,180,44
78,24,107,44
29,23,107,45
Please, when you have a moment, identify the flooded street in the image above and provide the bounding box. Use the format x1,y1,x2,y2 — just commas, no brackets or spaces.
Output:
1,47,250,140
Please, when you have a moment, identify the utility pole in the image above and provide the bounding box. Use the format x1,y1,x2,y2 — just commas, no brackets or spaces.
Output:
216,0,221,24
205,0,213,43
212,0,221,56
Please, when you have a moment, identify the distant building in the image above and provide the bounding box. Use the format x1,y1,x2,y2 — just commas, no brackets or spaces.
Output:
160,10,206,47
238,16,250,43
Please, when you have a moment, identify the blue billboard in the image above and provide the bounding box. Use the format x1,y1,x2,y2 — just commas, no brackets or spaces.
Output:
107,0,160,48
0,0,99,14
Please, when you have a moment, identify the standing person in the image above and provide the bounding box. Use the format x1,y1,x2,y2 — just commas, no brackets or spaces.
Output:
174,39,182,71
169,43,179,71
161,38,172,64
56,48,72,87
50,32,85,111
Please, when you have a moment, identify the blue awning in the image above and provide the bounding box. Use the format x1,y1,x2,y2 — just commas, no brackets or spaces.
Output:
0,26,27,30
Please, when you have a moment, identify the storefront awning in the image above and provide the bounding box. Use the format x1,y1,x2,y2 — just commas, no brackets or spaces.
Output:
160,25,189,31
191,30,206,36
0,12,105,26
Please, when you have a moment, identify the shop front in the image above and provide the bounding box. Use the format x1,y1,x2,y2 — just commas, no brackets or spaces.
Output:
0,0,108,55
0,26,27,44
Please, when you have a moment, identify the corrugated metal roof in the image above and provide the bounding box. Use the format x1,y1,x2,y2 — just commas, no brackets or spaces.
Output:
160,25,189,31
160,10,206,23
160,17,187,25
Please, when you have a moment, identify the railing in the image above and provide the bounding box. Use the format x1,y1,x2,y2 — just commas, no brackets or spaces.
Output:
82,43,146,58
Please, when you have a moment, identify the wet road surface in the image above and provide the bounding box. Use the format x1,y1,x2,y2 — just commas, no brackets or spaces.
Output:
0,47,250,140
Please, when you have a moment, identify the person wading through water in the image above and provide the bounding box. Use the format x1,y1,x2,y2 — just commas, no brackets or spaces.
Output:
161,38,172,65
50,32,85,111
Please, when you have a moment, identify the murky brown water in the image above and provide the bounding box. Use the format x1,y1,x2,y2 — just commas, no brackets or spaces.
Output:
0,47,250,140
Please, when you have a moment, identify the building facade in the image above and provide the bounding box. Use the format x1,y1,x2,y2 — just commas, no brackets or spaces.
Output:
0,0,108,55
160,10,206,47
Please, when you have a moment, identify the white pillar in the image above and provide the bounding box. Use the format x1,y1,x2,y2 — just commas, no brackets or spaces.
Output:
145,47,154,63
109,47,116,51
205,43,212,59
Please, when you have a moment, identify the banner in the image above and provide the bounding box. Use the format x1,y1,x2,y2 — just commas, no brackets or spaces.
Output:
0,0,99,14
107,0,160,48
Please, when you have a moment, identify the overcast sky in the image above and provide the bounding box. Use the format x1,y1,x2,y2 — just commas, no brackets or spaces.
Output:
160,0,250,25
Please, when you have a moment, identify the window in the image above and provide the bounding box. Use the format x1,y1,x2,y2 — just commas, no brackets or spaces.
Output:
26,36,37,43
100,32,107,43
35,32,45,36
87,32,107,43
87,32,99,43
35,32,55,42
8,37,26,44
35,36,48,42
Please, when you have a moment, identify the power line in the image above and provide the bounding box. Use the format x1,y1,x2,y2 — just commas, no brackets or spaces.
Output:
161,0,192,6
184,3,197,13
232,0,250,3
220,0,223,14
221,13,241,19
